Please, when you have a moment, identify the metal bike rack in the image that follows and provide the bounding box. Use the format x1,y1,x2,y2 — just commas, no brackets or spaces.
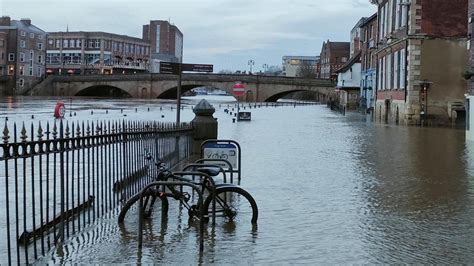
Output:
182,163,228,183
137,181,205,252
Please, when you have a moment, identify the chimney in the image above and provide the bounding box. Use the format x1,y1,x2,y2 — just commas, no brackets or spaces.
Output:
0,16,11,26
20,18,31,26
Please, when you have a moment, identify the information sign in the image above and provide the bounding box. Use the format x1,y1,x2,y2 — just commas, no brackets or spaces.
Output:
202,143,238,169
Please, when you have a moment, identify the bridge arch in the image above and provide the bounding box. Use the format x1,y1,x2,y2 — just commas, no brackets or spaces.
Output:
75,85,132,97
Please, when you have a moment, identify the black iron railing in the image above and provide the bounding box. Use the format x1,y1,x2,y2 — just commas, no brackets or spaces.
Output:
0,120,194,265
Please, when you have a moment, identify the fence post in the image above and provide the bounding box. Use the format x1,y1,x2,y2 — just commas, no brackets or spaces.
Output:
191,99,218,155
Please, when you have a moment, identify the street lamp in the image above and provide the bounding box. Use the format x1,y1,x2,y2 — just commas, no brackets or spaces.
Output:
262,63,268,74
419,79,433,126
248,59,254,74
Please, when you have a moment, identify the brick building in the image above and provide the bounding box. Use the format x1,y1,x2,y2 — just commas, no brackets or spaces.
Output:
318,40,350,80
46,31,150,75
0,16,46,95
142,20,183,64
371,0,468,126
360,13,378,113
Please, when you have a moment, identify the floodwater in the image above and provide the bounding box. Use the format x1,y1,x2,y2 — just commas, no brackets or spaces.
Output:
2,96,474,264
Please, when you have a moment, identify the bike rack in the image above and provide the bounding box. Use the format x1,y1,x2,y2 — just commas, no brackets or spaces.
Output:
182,163,228,183
137,181,205,252
172,171,217,226
200,139,242,182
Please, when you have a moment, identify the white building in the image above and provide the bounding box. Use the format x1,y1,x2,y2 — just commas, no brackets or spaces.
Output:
282,55,319,77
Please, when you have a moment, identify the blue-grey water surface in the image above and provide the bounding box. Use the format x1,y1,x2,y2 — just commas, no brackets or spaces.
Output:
2,96,474,264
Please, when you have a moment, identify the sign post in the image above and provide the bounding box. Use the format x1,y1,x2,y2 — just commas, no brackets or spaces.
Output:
159,62,214,124
232,82,245,121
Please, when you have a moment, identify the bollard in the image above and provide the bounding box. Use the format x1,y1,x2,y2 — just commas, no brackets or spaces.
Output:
91,110,94,115
232,118,236,123
106,110,108,114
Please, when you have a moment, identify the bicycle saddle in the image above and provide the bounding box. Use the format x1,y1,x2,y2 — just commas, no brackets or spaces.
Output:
196,166,221,177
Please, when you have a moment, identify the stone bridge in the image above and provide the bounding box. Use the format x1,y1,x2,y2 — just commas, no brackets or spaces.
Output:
30,73,335,102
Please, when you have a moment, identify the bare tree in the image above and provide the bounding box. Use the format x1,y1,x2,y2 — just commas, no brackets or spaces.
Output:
218,69,233,74
265,65,283,76
296,61,316,78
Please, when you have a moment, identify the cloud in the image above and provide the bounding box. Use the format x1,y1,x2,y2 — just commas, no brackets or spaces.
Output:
1,0,376,70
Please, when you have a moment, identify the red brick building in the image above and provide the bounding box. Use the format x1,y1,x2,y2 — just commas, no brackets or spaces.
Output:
318,40,350,80
360,13,378,112
371,0,468,126
142,20,183,63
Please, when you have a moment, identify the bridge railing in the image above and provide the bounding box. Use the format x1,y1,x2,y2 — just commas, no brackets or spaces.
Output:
0,120,193,265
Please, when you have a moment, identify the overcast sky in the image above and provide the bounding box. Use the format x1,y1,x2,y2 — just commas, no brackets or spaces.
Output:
1,0,375,72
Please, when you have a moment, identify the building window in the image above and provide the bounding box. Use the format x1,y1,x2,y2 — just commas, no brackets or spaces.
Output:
38,43,43,50
0,39,4,47
1,52,4,60
38,34,43,40
30,50,34,63
8,53,15,61
95,40,100,48
20,31,26,37
19,78,24,87
393,50,399,89
29,67,33,76
38,55,43,63
37,66,42,77
70,39,75,48
8,65,14,75
20,52,25,62
19,65,24,76
77,39,82,48
63,39,68,48
341,57,347,63
20,40,26,48
56,39,60,48
48,39,53,45
156,25,161,52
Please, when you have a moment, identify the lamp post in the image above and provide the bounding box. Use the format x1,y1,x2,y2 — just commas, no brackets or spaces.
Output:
248,59,254,74
419,79,432,126
262,63,268,74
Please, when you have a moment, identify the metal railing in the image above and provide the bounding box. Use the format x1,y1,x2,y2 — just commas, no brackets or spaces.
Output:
0,120,194,265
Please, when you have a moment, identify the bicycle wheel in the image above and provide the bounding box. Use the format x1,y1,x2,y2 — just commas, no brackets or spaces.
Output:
203,185,258,224
118,188,169,223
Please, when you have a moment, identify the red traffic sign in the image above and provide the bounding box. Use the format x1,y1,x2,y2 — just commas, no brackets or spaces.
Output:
232,82,245,97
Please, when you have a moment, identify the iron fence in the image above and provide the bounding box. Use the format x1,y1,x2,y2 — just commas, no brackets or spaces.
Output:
0,120,194,265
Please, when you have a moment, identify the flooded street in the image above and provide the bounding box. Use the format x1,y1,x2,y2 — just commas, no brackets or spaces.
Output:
1,96,474,264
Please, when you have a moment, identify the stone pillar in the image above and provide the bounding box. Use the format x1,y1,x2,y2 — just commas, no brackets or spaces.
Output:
191,99,218,155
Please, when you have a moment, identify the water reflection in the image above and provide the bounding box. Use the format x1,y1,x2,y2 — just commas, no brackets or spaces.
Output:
355,125,474,264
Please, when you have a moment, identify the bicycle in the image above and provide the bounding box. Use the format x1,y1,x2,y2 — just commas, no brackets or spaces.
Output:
118,150,258,225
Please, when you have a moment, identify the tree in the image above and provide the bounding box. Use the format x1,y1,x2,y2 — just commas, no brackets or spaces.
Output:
296,61,316,78
265,65,283,76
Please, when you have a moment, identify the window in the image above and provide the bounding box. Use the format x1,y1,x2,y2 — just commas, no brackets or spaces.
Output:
341,57,347,63
8,65,14,75
38,43,43,50
0,39,4,47
393,50,399,89
19,65,24,76
95,40,100,48
56,39,60,48
1,53,4,60
19,78,24,87
29,67,33,76
76,39,81,48
37,66,42,77
20,52,25,62
387,0,392,34
401,1,408,27
8,53,15,61
30,33,35,38
30,51,34,63
20,31,26,37
38,55,43,63
386,54,391,89
20,40,26,48
38,34,43,40
63,39,68,48
70,39,75,48
48,39,53,45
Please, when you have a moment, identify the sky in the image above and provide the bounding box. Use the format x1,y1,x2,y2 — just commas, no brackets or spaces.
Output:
0,0,376,72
